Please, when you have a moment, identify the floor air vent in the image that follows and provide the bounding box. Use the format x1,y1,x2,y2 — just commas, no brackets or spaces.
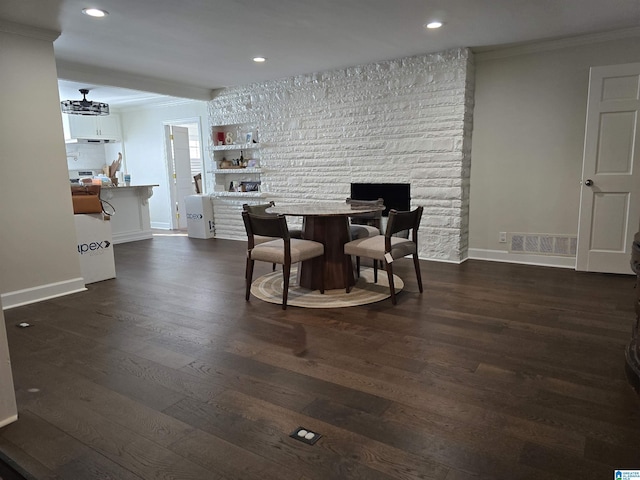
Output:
509,233,576,256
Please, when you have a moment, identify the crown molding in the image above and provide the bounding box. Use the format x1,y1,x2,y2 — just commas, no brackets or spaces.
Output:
116,97,206,113
0,19,60,42
473,26,640,61
56,60,214,101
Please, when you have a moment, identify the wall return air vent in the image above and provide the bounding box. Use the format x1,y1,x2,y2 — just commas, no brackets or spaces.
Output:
509,233,577,257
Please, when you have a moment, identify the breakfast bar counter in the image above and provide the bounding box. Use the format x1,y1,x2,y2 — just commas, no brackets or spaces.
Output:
100,185,158,244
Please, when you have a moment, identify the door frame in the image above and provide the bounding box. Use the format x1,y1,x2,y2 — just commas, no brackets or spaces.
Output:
162,117,205,230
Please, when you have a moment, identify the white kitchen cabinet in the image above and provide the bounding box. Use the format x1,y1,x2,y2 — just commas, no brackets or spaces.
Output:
62,113,122,141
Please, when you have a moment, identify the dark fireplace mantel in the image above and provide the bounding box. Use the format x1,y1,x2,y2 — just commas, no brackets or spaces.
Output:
351,183,410,216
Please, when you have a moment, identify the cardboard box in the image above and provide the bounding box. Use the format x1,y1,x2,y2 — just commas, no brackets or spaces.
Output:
74,214,116,284
185,195,215,239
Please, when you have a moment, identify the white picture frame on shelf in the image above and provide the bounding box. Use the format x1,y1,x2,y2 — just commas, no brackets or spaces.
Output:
245,132,253,144
247,159,258,168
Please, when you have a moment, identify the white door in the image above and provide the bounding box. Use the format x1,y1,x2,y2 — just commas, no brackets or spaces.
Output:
165,126,193,230
576,62,640,274
173,126,193,230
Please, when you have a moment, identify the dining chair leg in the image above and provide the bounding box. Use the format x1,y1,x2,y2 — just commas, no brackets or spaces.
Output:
356,256,361,277
282,262,291,310
385,261,397,305
413,253,423,293
373,259,378,283
272,263,276,271
319,257,325,294
246,258,254,301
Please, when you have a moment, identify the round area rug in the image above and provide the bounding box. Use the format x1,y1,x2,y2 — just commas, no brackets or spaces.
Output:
251,267,403,308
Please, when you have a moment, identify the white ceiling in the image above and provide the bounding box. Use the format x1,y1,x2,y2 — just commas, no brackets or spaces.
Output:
2,0,639,106
57,80,173,108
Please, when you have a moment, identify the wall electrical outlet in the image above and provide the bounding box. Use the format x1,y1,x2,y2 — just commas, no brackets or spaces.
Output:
499,232,507,243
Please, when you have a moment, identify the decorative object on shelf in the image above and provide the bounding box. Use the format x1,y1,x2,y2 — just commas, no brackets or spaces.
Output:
61,89,109,116
219,157,245,169
246,132,253,144
247,159,258,168
224,131,234,145
242,181,261,192
216,131,225,145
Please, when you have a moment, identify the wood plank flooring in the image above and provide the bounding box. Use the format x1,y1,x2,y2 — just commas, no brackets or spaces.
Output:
1,234,639,479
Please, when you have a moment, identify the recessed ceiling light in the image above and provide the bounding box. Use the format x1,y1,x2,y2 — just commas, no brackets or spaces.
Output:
425,21,443,29
253,57,266,63
82,8,109,18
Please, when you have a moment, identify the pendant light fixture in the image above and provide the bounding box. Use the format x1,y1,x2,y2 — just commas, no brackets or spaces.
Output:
61,89,109,116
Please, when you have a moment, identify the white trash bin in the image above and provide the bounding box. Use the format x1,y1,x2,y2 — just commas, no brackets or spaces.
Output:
185,194,215,239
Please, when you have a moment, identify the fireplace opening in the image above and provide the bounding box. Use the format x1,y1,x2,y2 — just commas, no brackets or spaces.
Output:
350,183,410,217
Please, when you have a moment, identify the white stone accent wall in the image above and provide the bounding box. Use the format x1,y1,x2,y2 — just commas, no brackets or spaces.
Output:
208,48,474,262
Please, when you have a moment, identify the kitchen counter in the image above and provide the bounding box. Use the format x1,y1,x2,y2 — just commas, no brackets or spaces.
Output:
100,185,158,243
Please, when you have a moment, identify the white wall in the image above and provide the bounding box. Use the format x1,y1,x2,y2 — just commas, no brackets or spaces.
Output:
0,27,85,308
65,142,108,171
0,297,17,428
208,49,475,262
118,100,209,229
469,35,640,265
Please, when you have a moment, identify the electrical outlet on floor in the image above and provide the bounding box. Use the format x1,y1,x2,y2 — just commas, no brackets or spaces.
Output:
499,232,507,243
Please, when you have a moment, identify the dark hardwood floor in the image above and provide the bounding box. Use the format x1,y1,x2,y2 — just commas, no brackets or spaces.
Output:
1,234,639,479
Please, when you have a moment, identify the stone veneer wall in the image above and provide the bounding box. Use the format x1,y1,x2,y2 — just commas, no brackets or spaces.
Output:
208,48,474,262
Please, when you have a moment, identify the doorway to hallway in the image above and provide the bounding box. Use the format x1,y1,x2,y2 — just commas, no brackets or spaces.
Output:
163,119,204,230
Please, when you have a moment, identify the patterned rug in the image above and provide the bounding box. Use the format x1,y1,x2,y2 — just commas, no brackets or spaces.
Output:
250,267,403,308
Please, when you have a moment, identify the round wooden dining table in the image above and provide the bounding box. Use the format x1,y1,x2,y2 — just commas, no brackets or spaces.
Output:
266,202,384,290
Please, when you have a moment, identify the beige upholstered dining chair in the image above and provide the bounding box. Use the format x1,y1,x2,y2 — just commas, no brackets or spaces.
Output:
346,197,383,238
346,197,384,276
242,211,325,309
243,202,304,272
343,206,423,305
243,202,303,241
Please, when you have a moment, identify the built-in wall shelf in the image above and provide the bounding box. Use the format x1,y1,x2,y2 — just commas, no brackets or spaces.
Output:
210,191,267,198
210,143,259,151
207,168,262,174
209,124,263,198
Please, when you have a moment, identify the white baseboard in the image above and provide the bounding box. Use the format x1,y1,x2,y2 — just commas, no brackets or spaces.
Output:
1,278,87,310
467,248,576,269
0,414,18,428
112,231,153,244
151,222,171,230
419,256,467,264
214,234,244,241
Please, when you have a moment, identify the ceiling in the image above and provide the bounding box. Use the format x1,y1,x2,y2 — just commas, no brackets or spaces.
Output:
2,0,640,107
